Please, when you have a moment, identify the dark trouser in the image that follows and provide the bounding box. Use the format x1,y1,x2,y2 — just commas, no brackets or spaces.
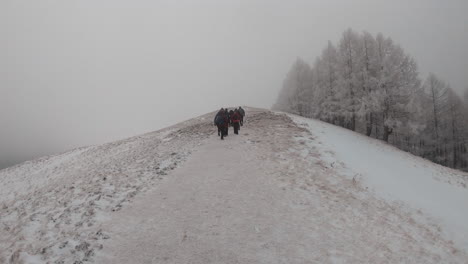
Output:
217,125,226,139
240,116,244,126
233,122,240,134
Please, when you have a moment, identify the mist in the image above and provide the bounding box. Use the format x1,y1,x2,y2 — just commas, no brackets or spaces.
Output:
2,0,468,166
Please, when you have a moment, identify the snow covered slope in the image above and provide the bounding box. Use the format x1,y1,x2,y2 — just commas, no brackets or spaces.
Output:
291,115,468,252
1,108,467,263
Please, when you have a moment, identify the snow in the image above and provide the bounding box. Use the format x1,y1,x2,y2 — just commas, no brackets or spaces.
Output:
290,114,468,252
1,108,467,263
0,111,217,263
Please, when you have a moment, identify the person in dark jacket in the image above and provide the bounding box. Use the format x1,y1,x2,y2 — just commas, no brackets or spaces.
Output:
214,108,224,136
234,108,240,131
228,109,234,123
224,108,230,136
238,107,245,126
214,109,229,140
231,109,241,135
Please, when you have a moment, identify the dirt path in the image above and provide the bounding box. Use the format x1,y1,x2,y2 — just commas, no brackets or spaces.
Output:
95,112,319,263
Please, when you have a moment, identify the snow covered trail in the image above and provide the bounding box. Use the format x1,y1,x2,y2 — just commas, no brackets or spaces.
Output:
290,114,468,253
1,108,467,263
95,111,312,264
96,110,467,263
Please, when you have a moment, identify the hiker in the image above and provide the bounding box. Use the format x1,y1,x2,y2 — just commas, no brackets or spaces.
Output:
231,109,241,135
238,106,245,126
224,108,230,136
229,109,234,123
214,108,224,136
214,109,229,140
234,108,240,131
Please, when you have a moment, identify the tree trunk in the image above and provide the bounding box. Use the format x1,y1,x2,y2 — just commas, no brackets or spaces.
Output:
450,102,457,168
366,113,372,136
383,126,393,142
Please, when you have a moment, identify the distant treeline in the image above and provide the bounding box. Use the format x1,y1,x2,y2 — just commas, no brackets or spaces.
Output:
274,29,468,171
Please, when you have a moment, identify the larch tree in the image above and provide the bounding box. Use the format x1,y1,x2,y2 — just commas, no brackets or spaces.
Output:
442,87,467,168
273,58,313,115
314,41,340,122
423,73,449,162
274,29,467,171
337,29,362,131
370,35,420,142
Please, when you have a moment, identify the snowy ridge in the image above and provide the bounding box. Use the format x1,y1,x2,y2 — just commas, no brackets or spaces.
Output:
1,108,468,263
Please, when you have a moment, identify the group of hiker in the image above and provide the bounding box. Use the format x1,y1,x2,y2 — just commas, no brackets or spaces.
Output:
214,107,245,140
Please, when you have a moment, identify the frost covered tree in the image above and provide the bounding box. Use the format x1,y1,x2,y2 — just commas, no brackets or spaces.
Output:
273,58,313,115
422,73,449,161
444,87,467,168
274,29,468,171
359,31,381,136
363,34,420,142
314,41,340,122
275,30,420,141
413,74,468,168
336,29,362,131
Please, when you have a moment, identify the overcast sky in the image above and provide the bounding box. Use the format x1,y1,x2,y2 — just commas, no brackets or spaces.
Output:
1,0,467,162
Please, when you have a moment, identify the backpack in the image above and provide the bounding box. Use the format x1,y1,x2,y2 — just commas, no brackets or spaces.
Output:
239,108,245,116
215,114,225,125
232,112,240,122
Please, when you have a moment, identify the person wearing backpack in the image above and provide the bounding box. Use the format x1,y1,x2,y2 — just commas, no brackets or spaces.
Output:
225,108,230,136
238,107,245,126
214,108,224,136
214,109,229,140
234,108,240,131
231,109,241,135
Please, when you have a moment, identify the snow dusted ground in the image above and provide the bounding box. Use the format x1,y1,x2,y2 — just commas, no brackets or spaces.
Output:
290,114,468,254
0,112,216,263
95,109,467,263
1,108,468,263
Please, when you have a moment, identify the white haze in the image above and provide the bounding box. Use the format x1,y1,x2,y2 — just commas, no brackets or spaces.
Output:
1,0,467,163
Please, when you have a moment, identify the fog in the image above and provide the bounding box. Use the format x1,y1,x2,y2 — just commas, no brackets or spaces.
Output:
1,0,467,165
